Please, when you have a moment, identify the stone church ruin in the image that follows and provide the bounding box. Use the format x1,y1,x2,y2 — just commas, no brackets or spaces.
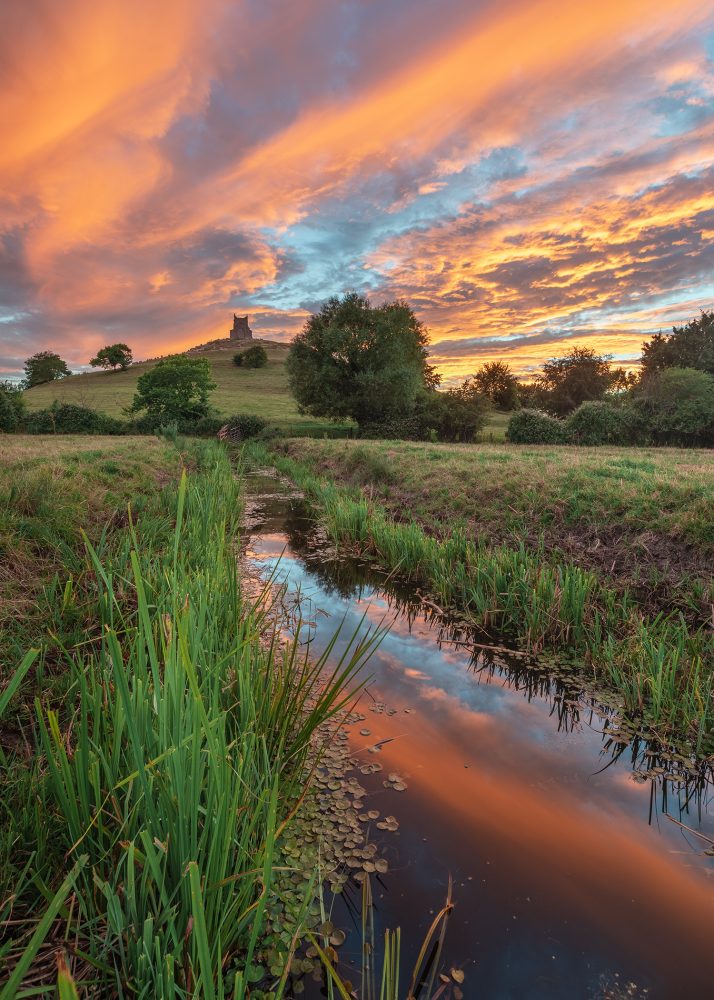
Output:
229,314,253,341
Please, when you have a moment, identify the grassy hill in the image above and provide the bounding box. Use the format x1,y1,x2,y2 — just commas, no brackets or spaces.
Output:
22,340,340,433
23,339,511,439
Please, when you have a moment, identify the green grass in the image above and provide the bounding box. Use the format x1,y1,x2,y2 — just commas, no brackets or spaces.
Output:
276,438,714,625
476,408,510,441
1,439,375,995
0,435,181,670
22,341,346,433
250,440,714,753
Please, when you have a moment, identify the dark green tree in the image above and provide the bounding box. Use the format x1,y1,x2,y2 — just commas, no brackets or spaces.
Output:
0,382,25,431
640,311,714,377
632,367,714,446
469,361,520,410
286,293,438,429
233,344,268,369
535,347,614,416
128,356,216,424
90,343,133,371
420,379,491,441
23,350,71,388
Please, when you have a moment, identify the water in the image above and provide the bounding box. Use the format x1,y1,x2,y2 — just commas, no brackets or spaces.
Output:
243,473,714,1000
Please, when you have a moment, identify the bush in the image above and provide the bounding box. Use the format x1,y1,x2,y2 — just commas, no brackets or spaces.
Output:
181,416,226,437
632,367,714,446
506,408,567,444
359,415,424,440
0,384,25,432
233,344,268,369
217,413,268,441
565,401,630,445
24,403,127,435
422,387,490,442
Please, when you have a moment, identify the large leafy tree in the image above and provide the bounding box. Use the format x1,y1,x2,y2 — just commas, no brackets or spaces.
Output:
90,343,133,371
23,351,71,388
286,293,438,429
129,356,216,423
535,347,614,416
469,361,520,410
641,311,714,377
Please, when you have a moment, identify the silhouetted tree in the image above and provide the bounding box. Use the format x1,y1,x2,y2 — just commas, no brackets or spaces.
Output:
469,361,520,410
641,311,714,377
535,347,614,416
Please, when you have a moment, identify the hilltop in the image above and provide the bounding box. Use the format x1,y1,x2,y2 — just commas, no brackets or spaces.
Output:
22,339,334,432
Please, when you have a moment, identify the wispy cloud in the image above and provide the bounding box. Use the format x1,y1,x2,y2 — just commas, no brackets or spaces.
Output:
1,0,713,376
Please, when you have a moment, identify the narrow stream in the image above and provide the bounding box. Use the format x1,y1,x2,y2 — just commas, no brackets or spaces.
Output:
243,472,714,1000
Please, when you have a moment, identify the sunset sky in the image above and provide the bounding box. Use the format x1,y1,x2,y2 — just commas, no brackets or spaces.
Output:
2,0,713,381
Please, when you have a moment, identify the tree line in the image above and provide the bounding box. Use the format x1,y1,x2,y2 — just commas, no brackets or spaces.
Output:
287,295,714,446
3,300,713,446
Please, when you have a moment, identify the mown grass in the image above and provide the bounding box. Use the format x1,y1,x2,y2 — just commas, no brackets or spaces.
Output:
251,441,714,754
22,342,343,433
277,438,714,625
0,439,376,995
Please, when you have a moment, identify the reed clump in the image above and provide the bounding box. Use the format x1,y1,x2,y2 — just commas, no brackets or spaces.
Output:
1,441,373,996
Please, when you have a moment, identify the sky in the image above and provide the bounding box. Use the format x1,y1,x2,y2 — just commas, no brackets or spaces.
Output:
1,0,714,382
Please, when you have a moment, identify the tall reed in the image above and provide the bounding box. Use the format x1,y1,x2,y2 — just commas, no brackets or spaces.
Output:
5,442,376,996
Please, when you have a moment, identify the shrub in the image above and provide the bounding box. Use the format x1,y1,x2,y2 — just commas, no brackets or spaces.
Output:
506,408,567,444
631,367,714,446
565,401,630,445
0,384,25,432
24,403,127,435
423,386,491,442
233,344,268,368
359,415,423,440
181,415,226,437
217,413,268,441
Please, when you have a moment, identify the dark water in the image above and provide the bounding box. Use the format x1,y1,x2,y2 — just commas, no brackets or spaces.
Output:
243,473,714,1000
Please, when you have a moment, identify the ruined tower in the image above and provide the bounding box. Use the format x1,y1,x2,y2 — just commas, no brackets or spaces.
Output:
229,314,253,341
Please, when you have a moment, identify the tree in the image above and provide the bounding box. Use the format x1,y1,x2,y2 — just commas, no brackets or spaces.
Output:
90,343,133,371
535,347,614,416
233,344,268,369
640,311,714,377
631,367,714,446
286,293,438,429
128,356,216,424
469,361,520,410
0,382,24,432
420,379,491,441
23,351,71,388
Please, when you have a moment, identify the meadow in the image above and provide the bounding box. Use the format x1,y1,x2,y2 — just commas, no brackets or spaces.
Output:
259,438,714,751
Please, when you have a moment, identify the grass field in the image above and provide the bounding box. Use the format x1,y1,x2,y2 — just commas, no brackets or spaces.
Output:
0,435,180,666
260,438,714,749
22,341,345,432
277,438,714,619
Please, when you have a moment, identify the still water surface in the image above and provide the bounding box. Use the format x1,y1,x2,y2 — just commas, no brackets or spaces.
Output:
244,474,714,1000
